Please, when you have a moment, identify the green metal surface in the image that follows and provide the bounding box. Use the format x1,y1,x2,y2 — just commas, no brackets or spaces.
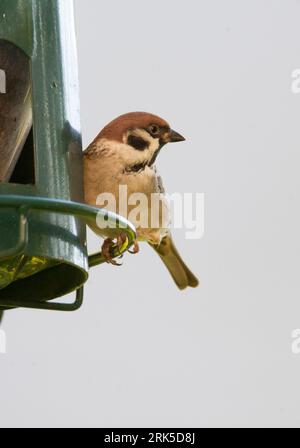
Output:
0,0,33,56
0,195,136,311
0,0,90,306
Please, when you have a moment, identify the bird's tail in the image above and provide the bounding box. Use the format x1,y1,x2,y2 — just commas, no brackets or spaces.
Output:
150,235,199,290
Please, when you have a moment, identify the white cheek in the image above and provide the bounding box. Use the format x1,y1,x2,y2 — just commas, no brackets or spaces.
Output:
119,146,148,165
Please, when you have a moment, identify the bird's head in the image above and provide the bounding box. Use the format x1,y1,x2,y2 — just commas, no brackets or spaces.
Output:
95,112,185,169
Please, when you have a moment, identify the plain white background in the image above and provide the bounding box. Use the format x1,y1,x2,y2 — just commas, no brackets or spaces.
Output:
1,0,300,428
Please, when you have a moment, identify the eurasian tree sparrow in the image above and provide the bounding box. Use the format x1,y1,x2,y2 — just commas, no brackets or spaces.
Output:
84,112,199,290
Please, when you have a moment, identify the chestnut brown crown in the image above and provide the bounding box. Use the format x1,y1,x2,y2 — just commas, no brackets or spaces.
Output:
94,112,185,145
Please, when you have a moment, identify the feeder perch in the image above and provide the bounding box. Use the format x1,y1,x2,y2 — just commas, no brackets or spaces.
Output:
0,0,136,312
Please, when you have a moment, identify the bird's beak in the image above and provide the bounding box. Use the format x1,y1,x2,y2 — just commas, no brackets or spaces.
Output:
167,129,186,143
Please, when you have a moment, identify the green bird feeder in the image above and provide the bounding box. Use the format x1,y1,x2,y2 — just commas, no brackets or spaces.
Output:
0,0,135,312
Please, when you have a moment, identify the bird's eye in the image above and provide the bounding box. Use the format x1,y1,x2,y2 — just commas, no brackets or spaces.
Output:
149,125,159,135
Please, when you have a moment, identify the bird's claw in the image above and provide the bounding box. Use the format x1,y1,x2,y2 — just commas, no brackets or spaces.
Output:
101,238,120,265
101,232,128,266
116,232,128,255
128,240,140,255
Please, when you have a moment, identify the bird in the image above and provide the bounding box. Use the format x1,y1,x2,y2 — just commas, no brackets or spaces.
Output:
83,112,199,290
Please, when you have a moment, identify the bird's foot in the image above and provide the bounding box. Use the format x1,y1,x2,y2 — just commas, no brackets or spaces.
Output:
101,238,119,265
101,232,128,266
128,239,140,255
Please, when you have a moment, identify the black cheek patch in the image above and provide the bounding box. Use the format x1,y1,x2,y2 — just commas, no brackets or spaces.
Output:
127,135,149,151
